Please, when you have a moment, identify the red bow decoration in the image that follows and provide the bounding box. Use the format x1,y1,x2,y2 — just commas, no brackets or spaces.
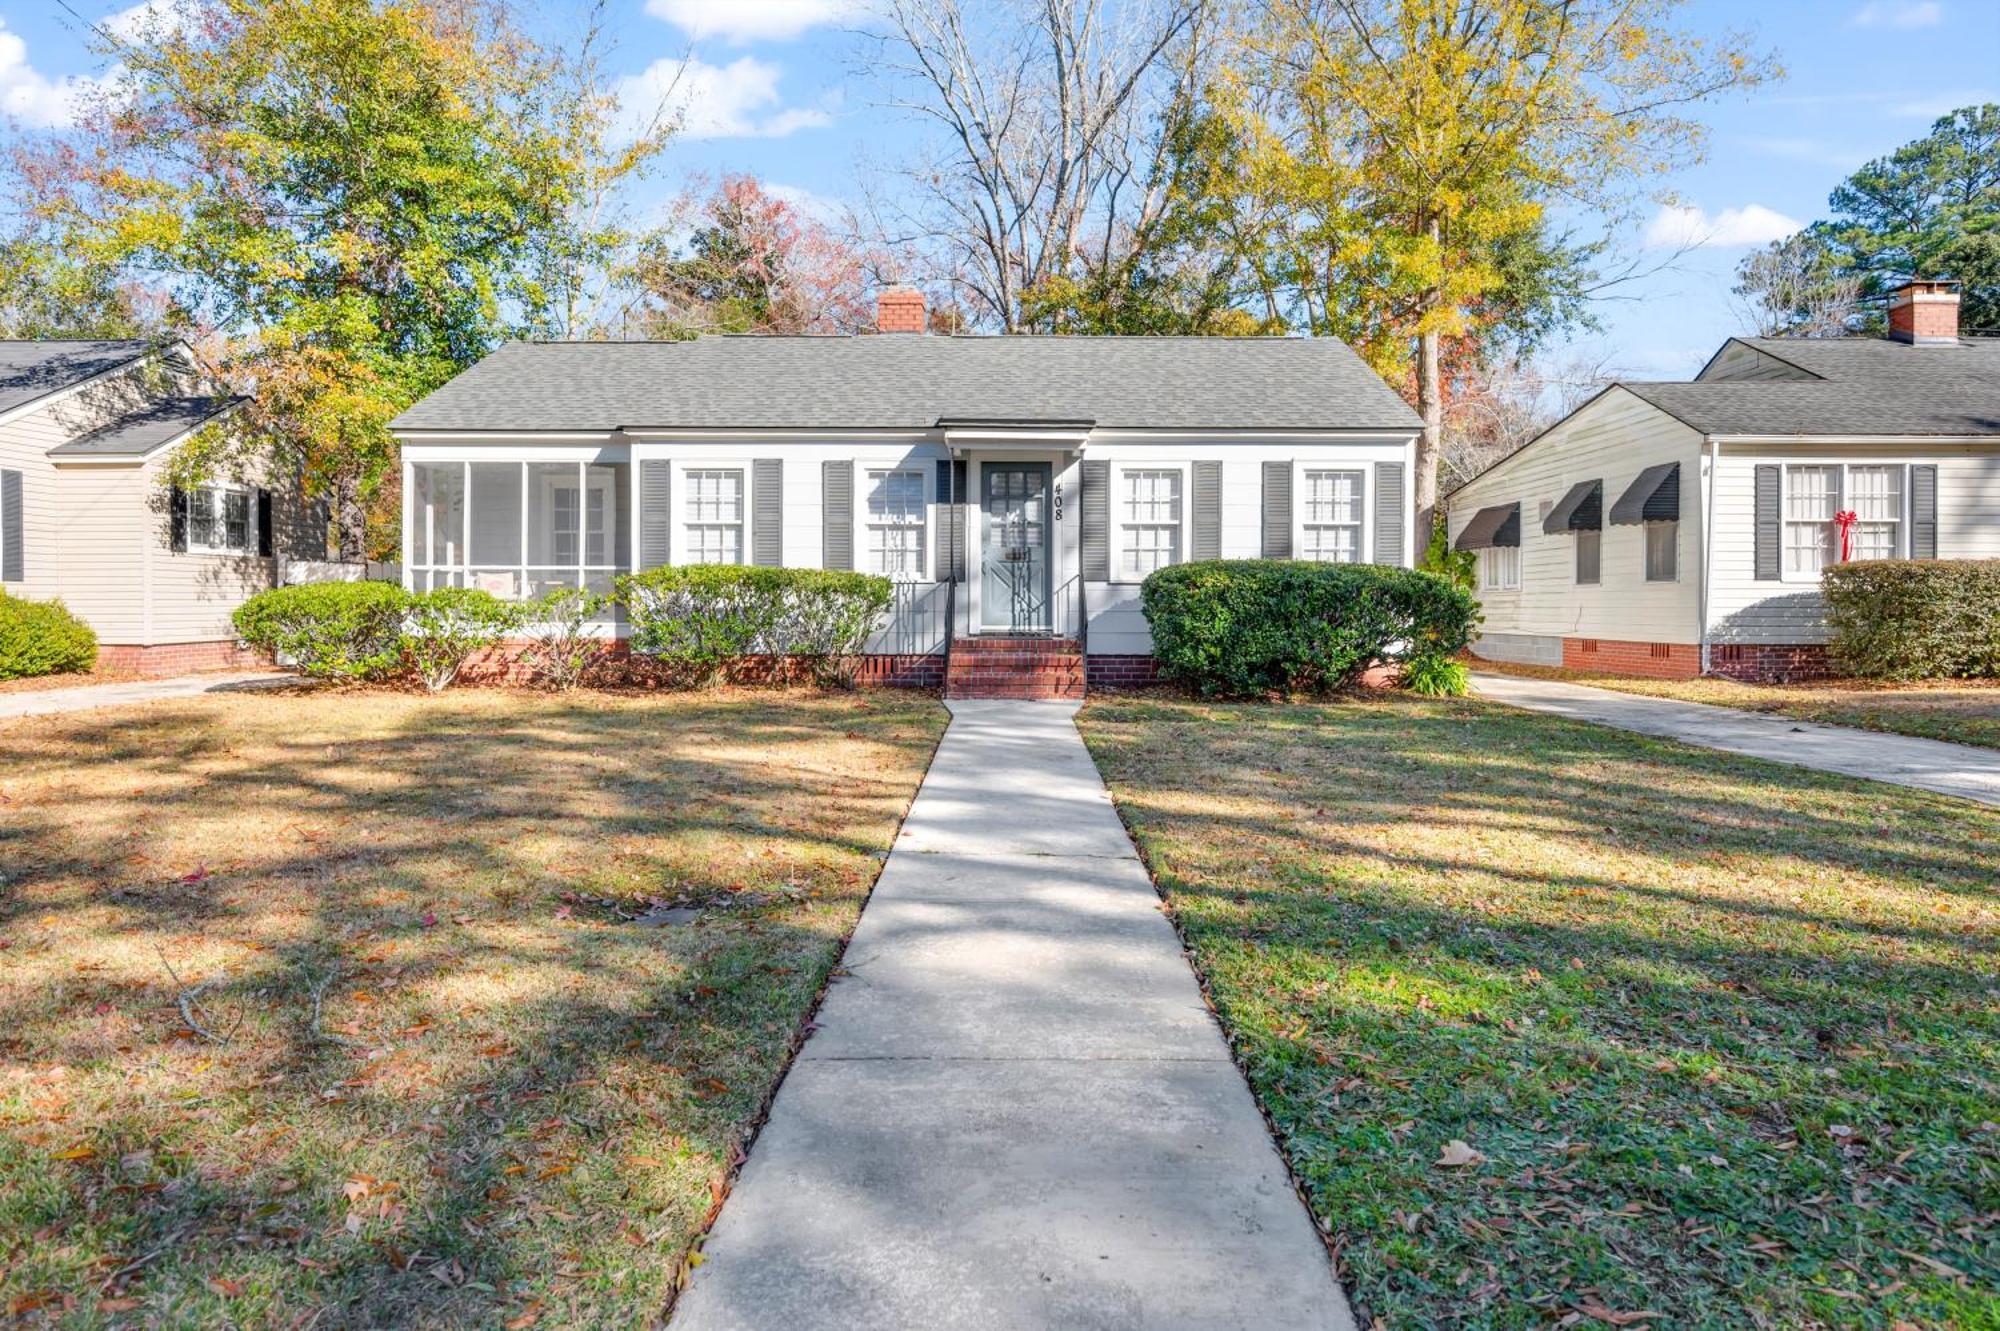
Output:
1833,509,1858,562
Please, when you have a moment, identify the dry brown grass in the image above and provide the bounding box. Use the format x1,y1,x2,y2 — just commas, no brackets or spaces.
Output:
0,687,944,1327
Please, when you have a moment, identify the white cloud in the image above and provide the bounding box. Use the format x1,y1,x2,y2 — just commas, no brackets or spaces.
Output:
104,0,182,41
0,18,102,127
1643,203,1802,250
617,54,832,140
1850,1,1944,28
645,0,861,44
1889,89,1997,118
765,181,844,224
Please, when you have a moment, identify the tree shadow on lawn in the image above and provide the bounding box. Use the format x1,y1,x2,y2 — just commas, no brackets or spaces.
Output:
1080,694,1998,1329
0,688,944,1328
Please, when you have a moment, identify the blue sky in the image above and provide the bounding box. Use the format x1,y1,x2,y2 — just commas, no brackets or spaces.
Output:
3,0,1996,379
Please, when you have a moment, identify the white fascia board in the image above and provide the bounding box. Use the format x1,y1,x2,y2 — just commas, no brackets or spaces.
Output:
0,345,164,431
393,430,619,444
1709,433,2000,448
619,428,935,442
1086,428,1417,447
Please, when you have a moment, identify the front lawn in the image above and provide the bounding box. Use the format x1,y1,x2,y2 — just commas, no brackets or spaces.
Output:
0,688,944,1327
1079,695,1998,1329
1472,657,2000,751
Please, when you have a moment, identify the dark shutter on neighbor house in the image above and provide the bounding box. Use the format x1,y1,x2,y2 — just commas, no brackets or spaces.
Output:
1191,461,1222,561
256,488,274,557
1261,461,1292,558
170,485,190,554
1374,461,1405,566
640,460,672,568
1081,458,1110,581
1608,463,1680,525
1,469,22,582
1910,464,1938,559
823,460,854,571
1752,464,1781,581
752,458,782,566
1453,503,1521,550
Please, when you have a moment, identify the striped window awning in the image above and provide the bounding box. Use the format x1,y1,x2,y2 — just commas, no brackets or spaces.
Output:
1453,503,1520,551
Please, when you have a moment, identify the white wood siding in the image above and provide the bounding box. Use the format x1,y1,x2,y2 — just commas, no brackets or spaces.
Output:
1448,388,1705,646
1707,442,2000,645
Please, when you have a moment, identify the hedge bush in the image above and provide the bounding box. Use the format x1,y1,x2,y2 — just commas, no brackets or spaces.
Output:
1823,559,2000,680
617,566,893,687
403,588,520,693
233,581,410,680
519,587,609,691
0,593,98,679
1141,560,1480,697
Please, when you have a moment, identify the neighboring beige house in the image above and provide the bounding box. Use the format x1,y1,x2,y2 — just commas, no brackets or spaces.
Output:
1449,281,1999,681
0,339,314,674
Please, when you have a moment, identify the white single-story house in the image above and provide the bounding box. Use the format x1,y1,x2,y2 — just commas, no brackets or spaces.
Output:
389,289,1422,696
0,339,318,674
1449,281,1999,681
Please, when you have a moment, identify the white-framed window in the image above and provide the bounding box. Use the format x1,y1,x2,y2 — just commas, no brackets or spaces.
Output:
1302,469,1365,563
1480,545,1520,590
1645,521,1679,581
186,484,256,555
686,468,745,565
866,467,928,579
1783,463,1908,577
1576,529,1601,585
1121,468,1182,577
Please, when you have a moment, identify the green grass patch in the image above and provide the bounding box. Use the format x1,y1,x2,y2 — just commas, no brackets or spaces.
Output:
1079,694,1999,1329
0,688,944,1327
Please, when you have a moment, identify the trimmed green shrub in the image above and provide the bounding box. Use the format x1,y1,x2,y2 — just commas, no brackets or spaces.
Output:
1141,560,1479,697
616,566,893,688
0,593,98,679
519,587,609,691
1822,559,2000,680
1401,653,1472,698
403,587,521,693
233,580,409,680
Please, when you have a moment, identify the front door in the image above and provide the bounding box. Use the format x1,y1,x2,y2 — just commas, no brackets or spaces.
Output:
980,462,1051,632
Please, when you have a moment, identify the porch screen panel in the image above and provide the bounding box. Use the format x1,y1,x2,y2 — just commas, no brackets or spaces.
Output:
1081,459,1110,582
1261,460,1293,558
1374,461,1406,566
1909,465,1937,560
1191,461,1222,561
469,462,524,598
584,462,629,612
824,460,854,570
640,460,672,568
752,459,783,567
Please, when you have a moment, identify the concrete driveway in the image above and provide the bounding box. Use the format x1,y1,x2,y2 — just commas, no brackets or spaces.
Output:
671,701,1354,1331
0,671,291,719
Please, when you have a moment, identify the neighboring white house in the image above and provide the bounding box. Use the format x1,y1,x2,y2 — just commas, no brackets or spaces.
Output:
0,340,318,674
388,289,1422,696
1449,281,1999,681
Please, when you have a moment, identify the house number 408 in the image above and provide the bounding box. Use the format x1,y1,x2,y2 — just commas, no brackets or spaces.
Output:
1052,481,1064,522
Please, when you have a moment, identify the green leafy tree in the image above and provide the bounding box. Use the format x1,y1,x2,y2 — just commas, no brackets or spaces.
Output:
1742,104,1999,336
28,0,662,558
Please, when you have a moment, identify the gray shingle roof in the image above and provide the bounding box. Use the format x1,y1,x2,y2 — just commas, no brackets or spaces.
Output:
46,395,247,458
1621,336,2000,436
0,340,153,417
390,335,1422,433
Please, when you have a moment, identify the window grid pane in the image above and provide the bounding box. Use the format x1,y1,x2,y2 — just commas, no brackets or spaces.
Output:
866,469,927,578
687,469,744,565
1121,470,1182,576
1646,521,1678,581
1303,469,1362,564
1849,465,1901,560
1123,524,1180,576
1785,465,1837,574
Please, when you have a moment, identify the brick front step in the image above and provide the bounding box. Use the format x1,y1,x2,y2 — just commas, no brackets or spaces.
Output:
946,636,1086,699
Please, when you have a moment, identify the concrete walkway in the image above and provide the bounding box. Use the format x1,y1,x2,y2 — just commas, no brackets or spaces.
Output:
1473,671,2000,809
0,671,289,719
672,702,1354,1331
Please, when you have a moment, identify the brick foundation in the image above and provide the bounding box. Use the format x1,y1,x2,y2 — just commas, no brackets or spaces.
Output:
1085,654,1160,690
96,640,274,677
1707,643,1832,684
453,641,946,690
1561,637,1700,680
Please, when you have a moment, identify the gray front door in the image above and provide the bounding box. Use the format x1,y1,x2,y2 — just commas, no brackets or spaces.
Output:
980,462,1051,632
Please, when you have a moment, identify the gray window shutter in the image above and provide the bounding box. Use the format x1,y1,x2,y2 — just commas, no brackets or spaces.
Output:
1753,464,1781,581
1081,459,1110,581
1,469,22,582
1191,461,1222,561
1374,461,1406,566
824,460,854,571
933,460,952,580
952,461,967,579
170,485,189,554
639,460,672,568
257,488,274,557
1261,460,1293,559
1910,464,1937,559
752,458,783,566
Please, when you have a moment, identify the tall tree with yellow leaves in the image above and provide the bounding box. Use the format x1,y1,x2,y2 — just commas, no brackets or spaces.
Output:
1227,0,1776,543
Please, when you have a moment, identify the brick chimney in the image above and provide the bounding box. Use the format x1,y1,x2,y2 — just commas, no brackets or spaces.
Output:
1886,279,1961,345
876,287,927,334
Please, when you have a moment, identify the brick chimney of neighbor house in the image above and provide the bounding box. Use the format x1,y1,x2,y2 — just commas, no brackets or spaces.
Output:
876,287,927,334
1887,279,1961,345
